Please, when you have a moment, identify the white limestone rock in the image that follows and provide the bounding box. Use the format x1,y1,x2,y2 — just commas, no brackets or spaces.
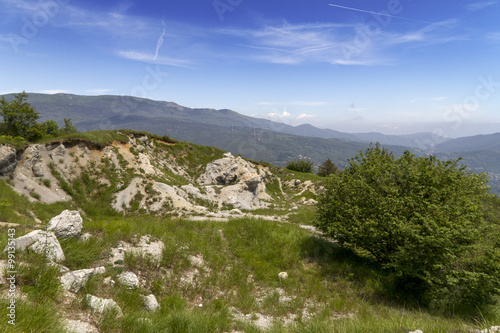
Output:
3,230,65,262
85,294,122,316
117,271,140,288
47,210,83,239
141,294,160,312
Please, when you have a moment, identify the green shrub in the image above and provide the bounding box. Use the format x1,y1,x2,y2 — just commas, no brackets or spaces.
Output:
315,144,500,312
286,159,313,173
317,158,338,177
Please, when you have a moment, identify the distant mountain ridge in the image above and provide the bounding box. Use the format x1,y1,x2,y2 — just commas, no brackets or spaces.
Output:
434,133,500,153
1,92,499,195
2,93,448,150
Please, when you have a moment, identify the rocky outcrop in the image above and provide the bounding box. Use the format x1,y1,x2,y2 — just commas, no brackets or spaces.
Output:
47,210,83,239
4,230,65,262
198,152,263,187
108,235,165,266
0,145,18,176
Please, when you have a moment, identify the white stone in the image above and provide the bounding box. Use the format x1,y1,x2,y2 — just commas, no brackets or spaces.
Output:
117,271,140,288
47,210,83,239
64,319,99,333
278,272,288,280
61,269,95,293
85,294,122,316
4,230,65,262
141,294,160,312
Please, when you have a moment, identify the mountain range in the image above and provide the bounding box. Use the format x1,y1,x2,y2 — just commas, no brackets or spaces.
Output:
2,92,499,193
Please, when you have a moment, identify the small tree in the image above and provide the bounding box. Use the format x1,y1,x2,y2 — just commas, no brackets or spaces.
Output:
62,118,77,133
315,144,500,311
0,91,40,140
317,158,337,177
286,158,313,173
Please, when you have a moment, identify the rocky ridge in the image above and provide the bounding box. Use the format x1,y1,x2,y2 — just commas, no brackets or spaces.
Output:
0,134,283,219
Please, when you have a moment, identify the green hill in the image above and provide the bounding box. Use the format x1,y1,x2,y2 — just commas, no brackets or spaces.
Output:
1,130,500,332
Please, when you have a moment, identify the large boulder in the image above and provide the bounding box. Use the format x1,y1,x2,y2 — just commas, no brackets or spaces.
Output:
0,145,17,177
3,230,65,262
47,210,83,239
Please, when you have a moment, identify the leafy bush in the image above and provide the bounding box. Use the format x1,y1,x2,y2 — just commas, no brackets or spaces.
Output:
286,159,313,173
315,144,500,312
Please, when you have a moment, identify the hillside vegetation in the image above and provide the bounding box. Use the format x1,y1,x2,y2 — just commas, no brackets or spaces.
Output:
1,130,500,332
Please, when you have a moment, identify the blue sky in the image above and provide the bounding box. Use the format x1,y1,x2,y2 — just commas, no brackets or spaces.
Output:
1,0,499,137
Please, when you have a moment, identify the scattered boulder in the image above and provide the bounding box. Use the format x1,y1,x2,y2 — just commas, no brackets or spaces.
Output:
141,294,160,312
47,210,83,239
85,295,122,316
64,319,99,333
278,272,288,280
61,267,105,293
0,145,18,176
4,230,65,262
117,271,140,288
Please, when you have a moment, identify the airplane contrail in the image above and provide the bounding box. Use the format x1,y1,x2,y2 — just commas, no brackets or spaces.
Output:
328,4,434,25
154,17,166,61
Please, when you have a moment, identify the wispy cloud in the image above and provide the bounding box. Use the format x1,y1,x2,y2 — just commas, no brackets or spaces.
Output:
118,51,193,68
257,101,326,107
467,1,497,11
487,32,500,41
39,89,70,94
154,18,167,61
218,19,465,66
84,89,113,94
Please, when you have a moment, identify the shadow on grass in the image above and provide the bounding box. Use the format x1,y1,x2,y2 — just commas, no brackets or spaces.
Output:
299,235,427,311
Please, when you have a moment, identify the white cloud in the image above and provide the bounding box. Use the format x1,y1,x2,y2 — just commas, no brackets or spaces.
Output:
297,113,316,119
259,111,292,119
432,96,448,101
